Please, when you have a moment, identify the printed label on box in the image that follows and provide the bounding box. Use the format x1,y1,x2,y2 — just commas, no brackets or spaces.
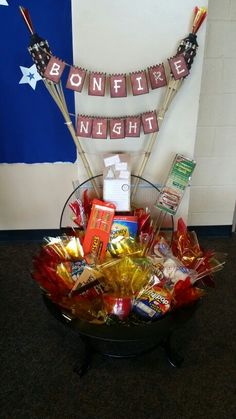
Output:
155,154,196,215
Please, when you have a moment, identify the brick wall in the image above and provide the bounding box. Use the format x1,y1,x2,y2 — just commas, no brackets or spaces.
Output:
189,0,236,226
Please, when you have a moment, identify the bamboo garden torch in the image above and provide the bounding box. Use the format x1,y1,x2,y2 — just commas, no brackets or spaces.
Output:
19,6,100,197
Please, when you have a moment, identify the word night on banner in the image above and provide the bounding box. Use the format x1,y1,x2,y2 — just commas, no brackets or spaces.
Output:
77,111,159,139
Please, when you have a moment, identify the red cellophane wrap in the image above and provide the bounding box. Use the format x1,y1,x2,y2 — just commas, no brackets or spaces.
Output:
69,189,92,229
171,218,226,288
31,236,105,322
172,277,205,309
32,247,74,297
134,208,154,246
171,218,203,268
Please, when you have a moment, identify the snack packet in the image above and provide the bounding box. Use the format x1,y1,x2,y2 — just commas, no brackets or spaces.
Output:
133,285,171,320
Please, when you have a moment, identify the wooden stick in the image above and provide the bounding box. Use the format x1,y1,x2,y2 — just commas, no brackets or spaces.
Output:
131,76,183,202
43,80,100,197
142,210,166,256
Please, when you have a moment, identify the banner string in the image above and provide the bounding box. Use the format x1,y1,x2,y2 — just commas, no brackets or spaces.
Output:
37,44,167,77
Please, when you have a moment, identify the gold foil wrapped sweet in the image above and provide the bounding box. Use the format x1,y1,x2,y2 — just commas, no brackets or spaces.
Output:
44,236,84,260
97,256,152,296
108,237,142,257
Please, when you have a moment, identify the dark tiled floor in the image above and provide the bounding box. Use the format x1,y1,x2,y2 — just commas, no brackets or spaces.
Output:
0,235,236,419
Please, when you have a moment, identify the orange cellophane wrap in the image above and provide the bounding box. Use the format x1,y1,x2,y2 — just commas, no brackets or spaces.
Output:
171,218,203,269
50,294,106,323
171,218,227,287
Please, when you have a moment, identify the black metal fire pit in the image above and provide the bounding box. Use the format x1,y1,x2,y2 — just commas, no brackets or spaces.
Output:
43,294,198,376
41,174,196,375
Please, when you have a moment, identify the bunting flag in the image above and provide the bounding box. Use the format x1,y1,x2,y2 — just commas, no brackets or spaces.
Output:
76,111,159,139
0,0,76,164
38,52,189,97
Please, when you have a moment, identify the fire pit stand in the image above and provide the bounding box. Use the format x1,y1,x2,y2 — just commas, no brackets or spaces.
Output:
43,294,197,376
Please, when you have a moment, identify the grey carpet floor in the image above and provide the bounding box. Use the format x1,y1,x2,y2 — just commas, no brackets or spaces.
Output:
0,235,236,419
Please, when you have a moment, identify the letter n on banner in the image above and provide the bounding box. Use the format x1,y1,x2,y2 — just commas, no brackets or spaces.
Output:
88,73,106,96
77,115,93,138
66,67,86,92
92,118,108,139
168,54,189,80
110,119,125,139
142,111,159,134
44,56,66,83
130,71,149,96
125,116,141,137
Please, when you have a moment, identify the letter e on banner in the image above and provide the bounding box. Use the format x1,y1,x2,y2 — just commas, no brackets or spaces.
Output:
125,116,141,137
168,54,189,80
148,64,167,89
130,71,149,96
88,73,106,96
92,118,108,139
77,115,93,138
142,111,159,134
110,75,127,98
66,67,86,92
110,119,125,139
44,56,66,83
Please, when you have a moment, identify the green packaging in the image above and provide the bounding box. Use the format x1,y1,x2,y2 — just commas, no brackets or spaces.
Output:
156,154,196,215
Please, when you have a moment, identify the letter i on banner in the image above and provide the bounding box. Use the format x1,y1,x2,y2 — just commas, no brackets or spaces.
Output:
66,67,86,92
44,56,66,83
92,118,108,139
130,71,149,96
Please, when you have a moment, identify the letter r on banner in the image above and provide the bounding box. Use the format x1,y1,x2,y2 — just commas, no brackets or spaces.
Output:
44,56,66,83
148,64,167,89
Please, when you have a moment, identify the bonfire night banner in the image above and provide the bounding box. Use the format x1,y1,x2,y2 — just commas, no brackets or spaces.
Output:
42,54,189,97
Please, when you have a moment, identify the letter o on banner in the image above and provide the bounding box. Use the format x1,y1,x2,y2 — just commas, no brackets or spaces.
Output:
66,67,86,92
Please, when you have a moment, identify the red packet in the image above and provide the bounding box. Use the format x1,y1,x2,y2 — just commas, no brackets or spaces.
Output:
83,199,116,262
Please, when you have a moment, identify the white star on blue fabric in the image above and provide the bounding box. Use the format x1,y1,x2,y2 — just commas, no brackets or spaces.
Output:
0,1,9,6
19,64,42,90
